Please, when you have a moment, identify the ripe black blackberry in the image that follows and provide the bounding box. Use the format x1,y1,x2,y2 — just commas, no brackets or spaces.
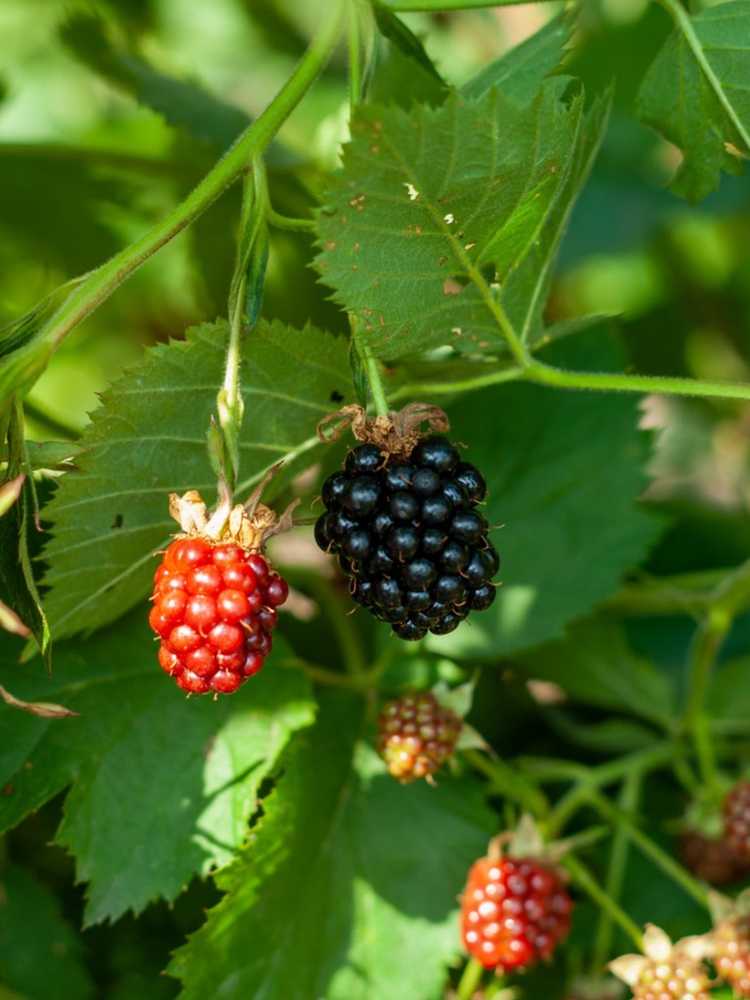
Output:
315,409,499,640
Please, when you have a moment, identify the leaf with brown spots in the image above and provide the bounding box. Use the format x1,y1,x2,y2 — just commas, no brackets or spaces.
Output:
315,81,593,360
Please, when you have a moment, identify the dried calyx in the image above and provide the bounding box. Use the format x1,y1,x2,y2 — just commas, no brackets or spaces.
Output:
169,469,298,554
317,402,449,461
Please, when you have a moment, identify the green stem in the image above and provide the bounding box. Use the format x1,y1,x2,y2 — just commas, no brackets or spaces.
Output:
682,558,750,791
563,855,643,952
267,209,316,233
464,748,550,817
586,789,709,909
276,655,374,690
525,360,750,402
351,318,390,417
456,957,485,1000
387,365,524,404
0,142,189,177
12,0,345,393
592,771,641,973
657,0,750,155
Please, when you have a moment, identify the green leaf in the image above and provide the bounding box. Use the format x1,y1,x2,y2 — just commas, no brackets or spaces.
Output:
60,13,250,149
462,12,571,105
503,93,612,345
518,621,675,729
315,80,587,360
170,692,494,999
41,319,352,640
0,865,94,999
425,331,663,659
0,609,315,924
708,653,750,727
372,2,449,91
637,0,750,202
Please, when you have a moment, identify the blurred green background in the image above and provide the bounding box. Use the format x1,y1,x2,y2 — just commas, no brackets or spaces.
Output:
2,0,750,996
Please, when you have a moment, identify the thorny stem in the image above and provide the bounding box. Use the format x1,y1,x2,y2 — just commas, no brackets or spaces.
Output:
456,957,485,1000
5,0,346,398
591,771,641,974
563,855,644,952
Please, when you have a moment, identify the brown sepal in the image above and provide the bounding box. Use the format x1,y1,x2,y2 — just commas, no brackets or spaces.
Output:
317,402,450,461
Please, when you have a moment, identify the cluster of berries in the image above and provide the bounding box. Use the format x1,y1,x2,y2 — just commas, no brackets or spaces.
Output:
376,692,461,783
315,435,499,640
460,852,573,973
150,536,287,695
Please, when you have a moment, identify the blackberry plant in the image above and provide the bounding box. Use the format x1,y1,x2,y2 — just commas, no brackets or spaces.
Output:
3,1,750,998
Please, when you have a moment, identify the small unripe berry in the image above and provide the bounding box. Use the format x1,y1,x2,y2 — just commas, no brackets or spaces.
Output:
377,692,461,783
714,916,750,997
724,781,750,860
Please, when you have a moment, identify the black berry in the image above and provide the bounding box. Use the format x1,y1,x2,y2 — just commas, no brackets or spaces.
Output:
316,434,499,640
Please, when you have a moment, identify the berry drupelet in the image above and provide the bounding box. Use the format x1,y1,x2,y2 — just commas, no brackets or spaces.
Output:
149,489,290,695
315,434,499,640
714,915,750,997
460,854,572,973
724,781,750,860
377,692,462,783
610,925,713,1000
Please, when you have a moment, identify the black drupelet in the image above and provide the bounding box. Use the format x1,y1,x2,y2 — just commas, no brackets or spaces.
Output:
314,435,499,640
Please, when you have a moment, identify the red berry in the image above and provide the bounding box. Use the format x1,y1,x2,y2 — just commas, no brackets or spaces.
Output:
212,544,244,567
377,692,461,783
265,574,289,608
184,646,217,677
246,552,269,586
461,855,572,973
149,540,285,695
185,594,217,632
724,781,750,860
243,651,265,677
187,564,223,595
222,563,257,593
211,670,242,694
166,537,212,572
208,622,245,653
217,589,251,622
158,644,181,675
680,829,750,885
714,916,750,997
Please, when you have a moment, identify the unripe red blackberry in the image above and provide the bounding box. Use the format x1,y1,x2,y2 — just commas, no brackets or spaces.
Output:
714,916,750,996
680,829,750,886
149,490,289,695
460,854,572,972
315,406,499,640
377,692,461,782
724,781,750,860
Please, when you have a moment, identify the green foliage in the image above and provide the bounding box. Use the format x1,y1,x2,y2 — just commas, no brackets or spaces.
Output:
170,692,494,999
316,80,590,359
426,332,661,659
462,12,571,104
61,13,250,149
0,610,314,924
638,0,750,201
41,320,352,640
0,864,94,999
